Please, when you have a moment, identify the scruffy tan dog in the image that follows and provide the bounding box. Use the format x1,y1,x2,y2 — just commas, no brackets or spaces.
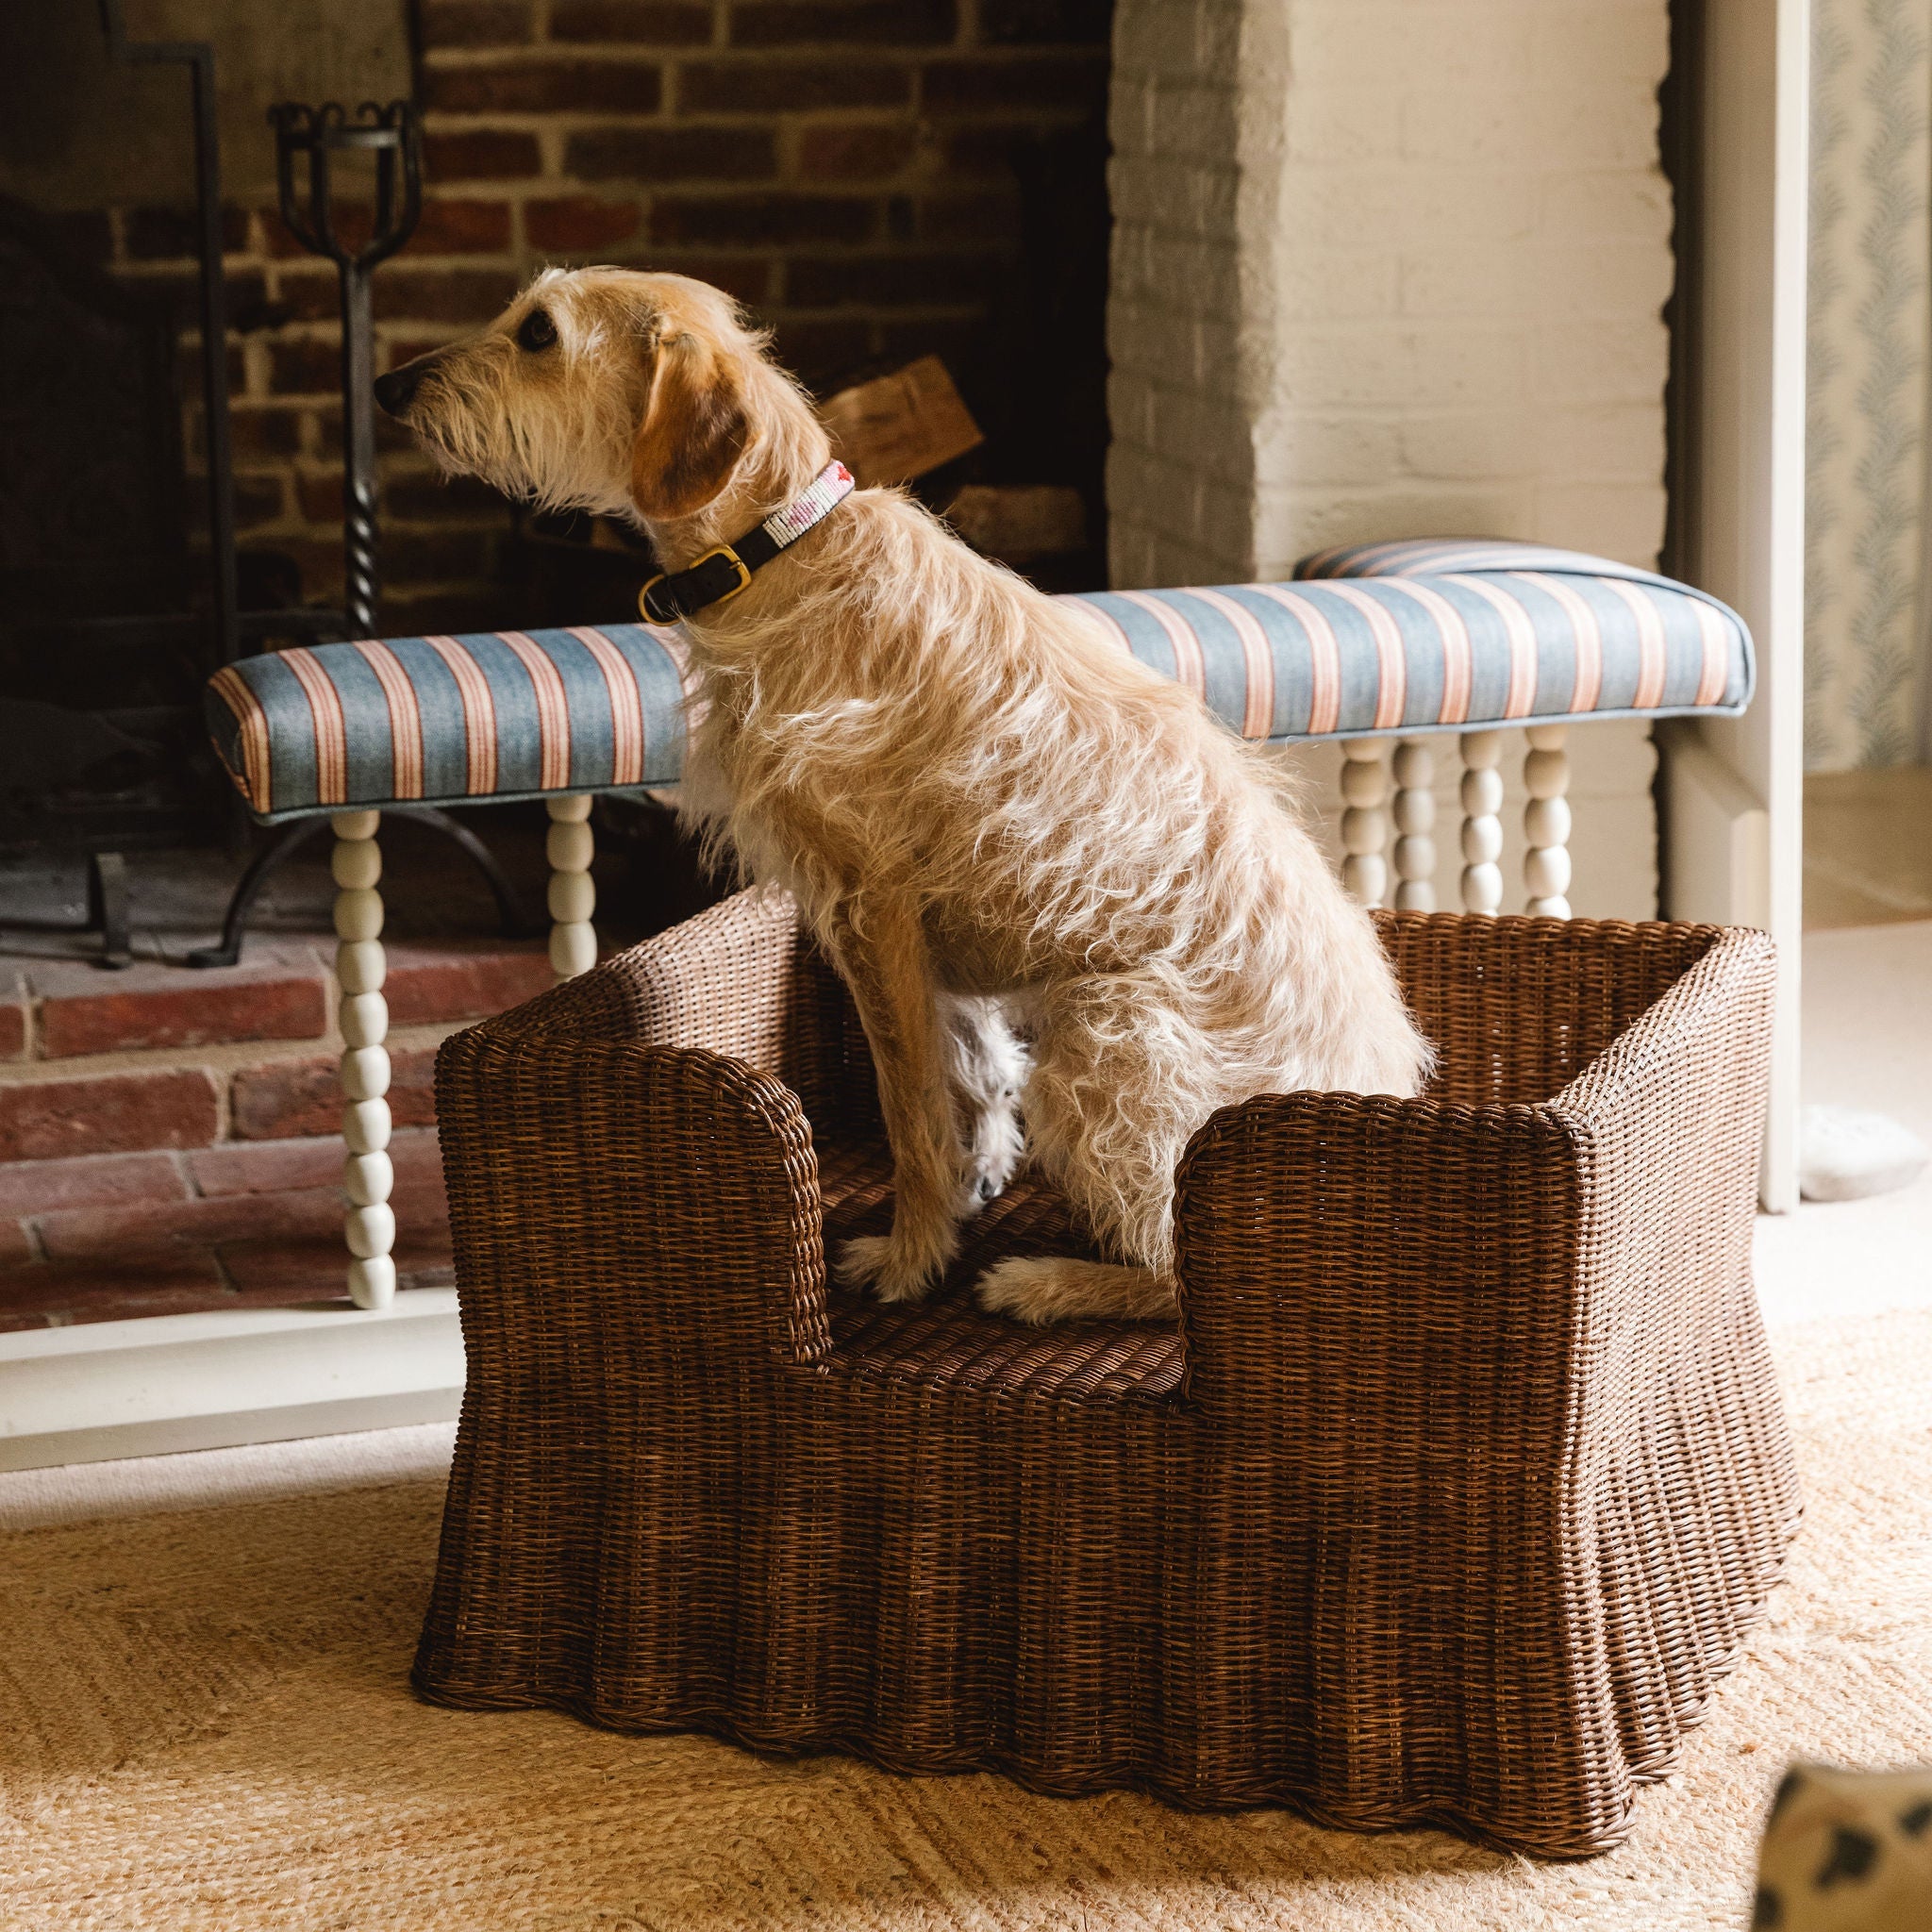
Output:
377,268,1432,1323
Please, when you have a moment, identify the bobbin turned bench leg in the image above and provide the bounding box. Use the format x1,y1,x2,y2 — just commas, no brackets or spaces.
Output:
331,810,395,1310
1458,729,1506,914
1339,741,1389,908
1523,724,1573,917
546,794,597,979
1391,737,1437,911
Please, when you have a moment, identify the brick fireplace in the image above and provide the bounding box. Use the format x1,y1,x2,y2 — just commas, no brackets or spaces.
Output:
102,0,1114,636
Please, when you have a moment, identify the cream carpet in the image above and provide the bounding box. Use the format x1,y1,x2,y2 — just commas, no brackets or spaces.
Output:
0,1312,1925,1932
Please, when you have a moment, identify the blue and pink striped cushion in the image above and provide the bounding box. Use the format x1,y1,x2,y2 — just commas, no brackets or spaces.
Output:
1061,541,1749,742
205,540,1753,822
207,624,698,823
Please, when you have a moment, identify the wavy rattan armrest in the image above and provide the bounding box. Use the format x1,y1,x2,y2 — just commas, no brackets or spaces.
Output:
1373,908,1736,1108
1172,920,1774,1425
1172,1085,1583,1422
434,1023,833,1365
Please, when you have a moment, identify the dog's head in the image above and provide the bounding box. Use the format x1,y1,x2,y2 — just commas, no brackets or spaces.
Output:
375,268,796,529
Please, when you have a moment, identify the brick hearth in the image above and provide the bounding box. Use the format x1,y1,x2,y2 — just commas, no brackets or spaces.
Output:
0,814,619,1331
0,936,550,1329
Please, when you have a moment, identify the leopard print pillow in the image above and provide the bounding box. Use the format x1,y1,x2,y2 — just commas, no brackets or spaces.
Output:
1755,1764,1932,1929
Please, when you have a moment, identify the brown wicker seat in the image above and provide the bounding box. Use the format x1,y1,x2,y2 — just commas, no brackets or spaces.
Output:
414,888,1799,1857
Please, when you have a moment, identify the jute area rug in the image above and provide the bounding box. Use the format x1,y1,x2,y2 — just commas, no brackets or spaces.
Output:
3,1312,1928,1932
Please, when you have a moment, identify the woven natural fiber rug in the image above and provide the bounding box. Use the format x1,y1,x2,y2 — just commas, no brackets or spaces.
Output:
3,1311,1928,1932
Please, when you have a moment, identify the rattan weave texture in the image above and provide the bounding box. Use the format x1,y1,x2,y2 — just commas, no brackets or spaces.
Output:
414,890,1798,1857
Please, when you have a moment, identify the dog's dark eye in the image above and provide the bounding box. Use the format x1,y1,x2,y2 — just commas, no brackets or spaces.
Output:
516,308,558,353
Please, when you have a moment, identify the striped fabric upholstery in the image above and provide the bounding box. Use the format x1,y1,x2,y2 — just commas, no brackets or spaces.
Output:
1061,539,1751,746
208,624,699,823
205,540,1753,822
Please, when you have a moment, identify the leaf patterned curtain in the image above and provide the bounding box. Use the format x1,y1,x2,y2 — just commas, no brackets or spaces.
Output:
1807,0,1932,771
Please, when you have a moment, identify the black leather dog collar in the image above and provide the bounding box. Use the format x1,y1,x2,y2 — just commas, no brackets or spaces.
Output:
639,460,855,625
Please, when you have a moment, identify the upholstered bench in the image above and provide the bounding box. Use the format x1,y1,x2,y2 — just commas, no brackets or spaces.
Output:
202,538,1753,1307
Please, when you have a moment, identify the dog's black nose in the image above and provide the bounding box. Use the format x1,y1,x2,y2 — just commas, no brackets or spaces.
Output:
374,361,427,418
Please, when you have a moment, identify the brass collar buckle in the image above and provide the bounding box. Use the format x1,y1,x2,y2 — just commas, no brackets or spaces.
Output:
639,544,753,625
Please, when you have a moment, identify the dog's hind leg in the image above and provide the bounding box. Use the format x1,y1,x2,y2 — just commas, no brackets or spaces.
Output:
976,1256,1174,1323
942,993,1029,1211
974,976,1208,1324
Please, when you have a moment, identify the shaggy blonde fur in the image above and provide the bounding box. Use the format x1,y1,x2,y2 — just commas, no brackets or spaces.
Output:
383,267,1432,1323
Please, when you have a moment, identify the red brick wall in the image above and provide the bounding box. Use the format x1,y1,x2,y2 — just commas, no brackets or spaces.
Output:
108,0,1113,637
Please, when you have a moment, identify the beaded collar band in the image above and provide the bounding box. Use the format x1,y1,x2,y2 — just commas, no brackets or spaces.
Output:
638,459,856,625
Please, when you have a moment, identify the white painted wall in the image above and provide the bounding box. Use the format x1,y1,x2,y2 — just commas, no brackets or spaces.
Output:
1108,0,1675,918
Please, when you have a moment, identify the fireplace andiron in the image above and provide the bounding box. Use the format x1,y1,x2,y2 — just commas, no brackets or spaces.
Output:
191,101,535,967
268,100,422,638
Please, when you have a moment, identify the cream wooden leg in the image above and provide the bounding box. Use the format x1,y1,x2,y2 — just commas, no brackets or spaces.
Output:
1458,729,1506,914
1339,741,1389,908
1523,724,1573,917
331,809,394,1311
546,793,597,978
1391,738,1437,911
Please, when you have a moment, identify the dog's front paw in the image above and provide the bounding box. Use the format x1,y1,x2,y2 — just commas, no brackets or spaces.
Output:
837,1233,940,1305
957,1161,1016,1216
959,1111,1026,1215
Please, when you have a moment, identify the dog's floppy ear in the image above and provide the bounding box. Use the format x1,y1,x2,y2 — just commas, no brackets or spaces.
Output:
630,333,750,521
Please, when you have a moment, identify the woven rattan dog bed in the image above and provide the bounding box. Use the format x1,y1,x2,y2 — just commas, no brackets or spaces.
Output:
413,889,1799,1857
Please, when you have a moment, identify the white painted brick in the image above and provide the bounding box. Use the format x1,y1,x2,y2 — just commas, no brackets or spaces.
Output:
1398,326,1530,408
1107,522,1159,591
1538,169,1674,240
1141,237,1242,320
1526,240,1675,321
1524,86,1667,171
1104,374,1158,446
1108,78,1156,158
1193,2,1243,80
1108,0,1671,911
1195,476,1258,560
1400,90,1541,167
1397,410,1540,482
1286,89,1407,166
1532,5,1671,84
1538,402,1667,482
1533,483,1666,567
1287,169,1541,250
1290,7,1537,90
1104,445,1170,521
1105,291,1158,366
1152,391,1254,485
1254,415,1404,489
1398,246,1534,319
1142,161,1240,235
1192,319,1241,389
1530,316,1670,404
1148,82,1242,165
1272,325,1524,410
1273,250,1401,323
1117,0,1222,81
1254,485,1530,569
